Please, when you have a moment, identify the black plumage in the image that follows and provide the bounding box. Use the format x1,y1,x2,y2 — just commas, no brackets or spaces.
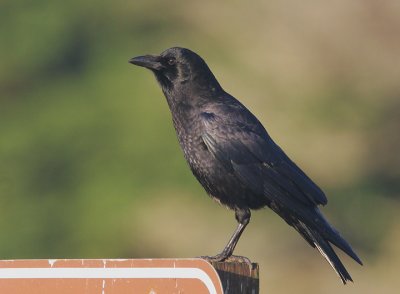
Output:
129,47,362,283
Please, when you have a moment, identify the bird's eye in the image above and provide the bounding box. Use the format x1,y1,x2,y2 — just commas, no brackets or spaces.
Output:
167,58,176,65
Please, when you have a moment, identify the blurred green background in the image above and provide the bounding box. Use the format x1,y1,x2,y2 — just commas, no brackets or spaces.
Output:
1,0,399,292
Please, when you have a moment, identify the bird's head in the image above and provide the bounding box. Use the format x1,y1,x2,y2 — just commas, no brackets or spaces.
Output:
129,47,222,97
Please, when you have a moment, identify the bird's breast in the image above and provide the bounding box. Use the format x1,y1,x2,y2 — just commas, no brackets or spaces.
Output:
172,113,216,177
169,106,254,209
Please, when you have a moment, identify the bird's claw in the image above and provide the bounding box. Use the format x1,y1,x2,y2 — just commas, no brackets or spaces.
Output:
199,254,252,266
224,255,252,265
198,254,227,262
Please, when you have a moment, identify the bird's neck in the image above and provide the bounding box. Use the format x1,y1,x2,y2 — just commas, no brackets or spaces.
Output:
163,78,223,107
162,89,193,117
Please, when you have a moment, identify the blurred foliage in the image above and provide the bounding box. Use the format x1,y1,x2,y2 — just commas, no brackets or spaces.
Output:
1,0,399,292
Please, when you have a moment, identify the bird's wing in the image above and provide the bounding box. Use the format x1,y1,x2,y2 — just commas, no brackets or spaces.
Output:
200,111,327,206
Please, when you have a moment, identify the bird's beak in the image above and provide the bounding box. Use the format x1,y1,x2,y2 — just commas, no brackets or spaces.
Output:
129,55,164,71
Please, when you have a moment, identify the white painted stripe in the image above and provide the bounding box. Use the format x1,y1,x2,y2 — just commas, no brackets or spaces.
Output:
0,267,219,294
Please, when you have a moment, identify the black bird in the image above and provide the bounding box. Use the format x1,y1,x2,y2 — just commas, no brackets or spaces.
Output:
129,47,362,283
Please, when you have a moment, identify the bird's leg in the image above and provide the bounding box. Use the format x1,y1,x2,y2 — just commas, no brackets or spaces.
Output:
201,208,251,262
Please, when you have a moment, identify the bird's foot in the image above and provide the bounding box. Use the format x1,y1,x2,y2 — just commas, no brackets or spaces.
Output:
198,253,227,262
224,255,252,265
199,254,252,266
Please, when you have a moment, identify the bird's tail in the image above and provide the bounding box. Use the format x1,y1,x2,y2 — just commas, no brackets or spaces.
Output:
315,209,363,266
294,215,363,284
294,221,352,284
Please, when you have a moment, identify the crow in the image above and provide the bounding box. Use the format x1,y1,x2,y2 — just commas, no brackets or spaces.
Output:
129,47,362,283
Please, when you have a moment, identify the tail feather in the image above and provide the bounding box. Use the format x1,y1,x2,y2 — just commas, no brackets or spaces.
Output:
314,209,363,266
297,221,355,284
267,192,362,283
312,230,353,284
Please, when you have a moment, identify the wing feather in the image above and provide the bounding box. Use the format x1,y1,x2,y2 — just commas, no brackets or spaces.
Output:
200,111,327,206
